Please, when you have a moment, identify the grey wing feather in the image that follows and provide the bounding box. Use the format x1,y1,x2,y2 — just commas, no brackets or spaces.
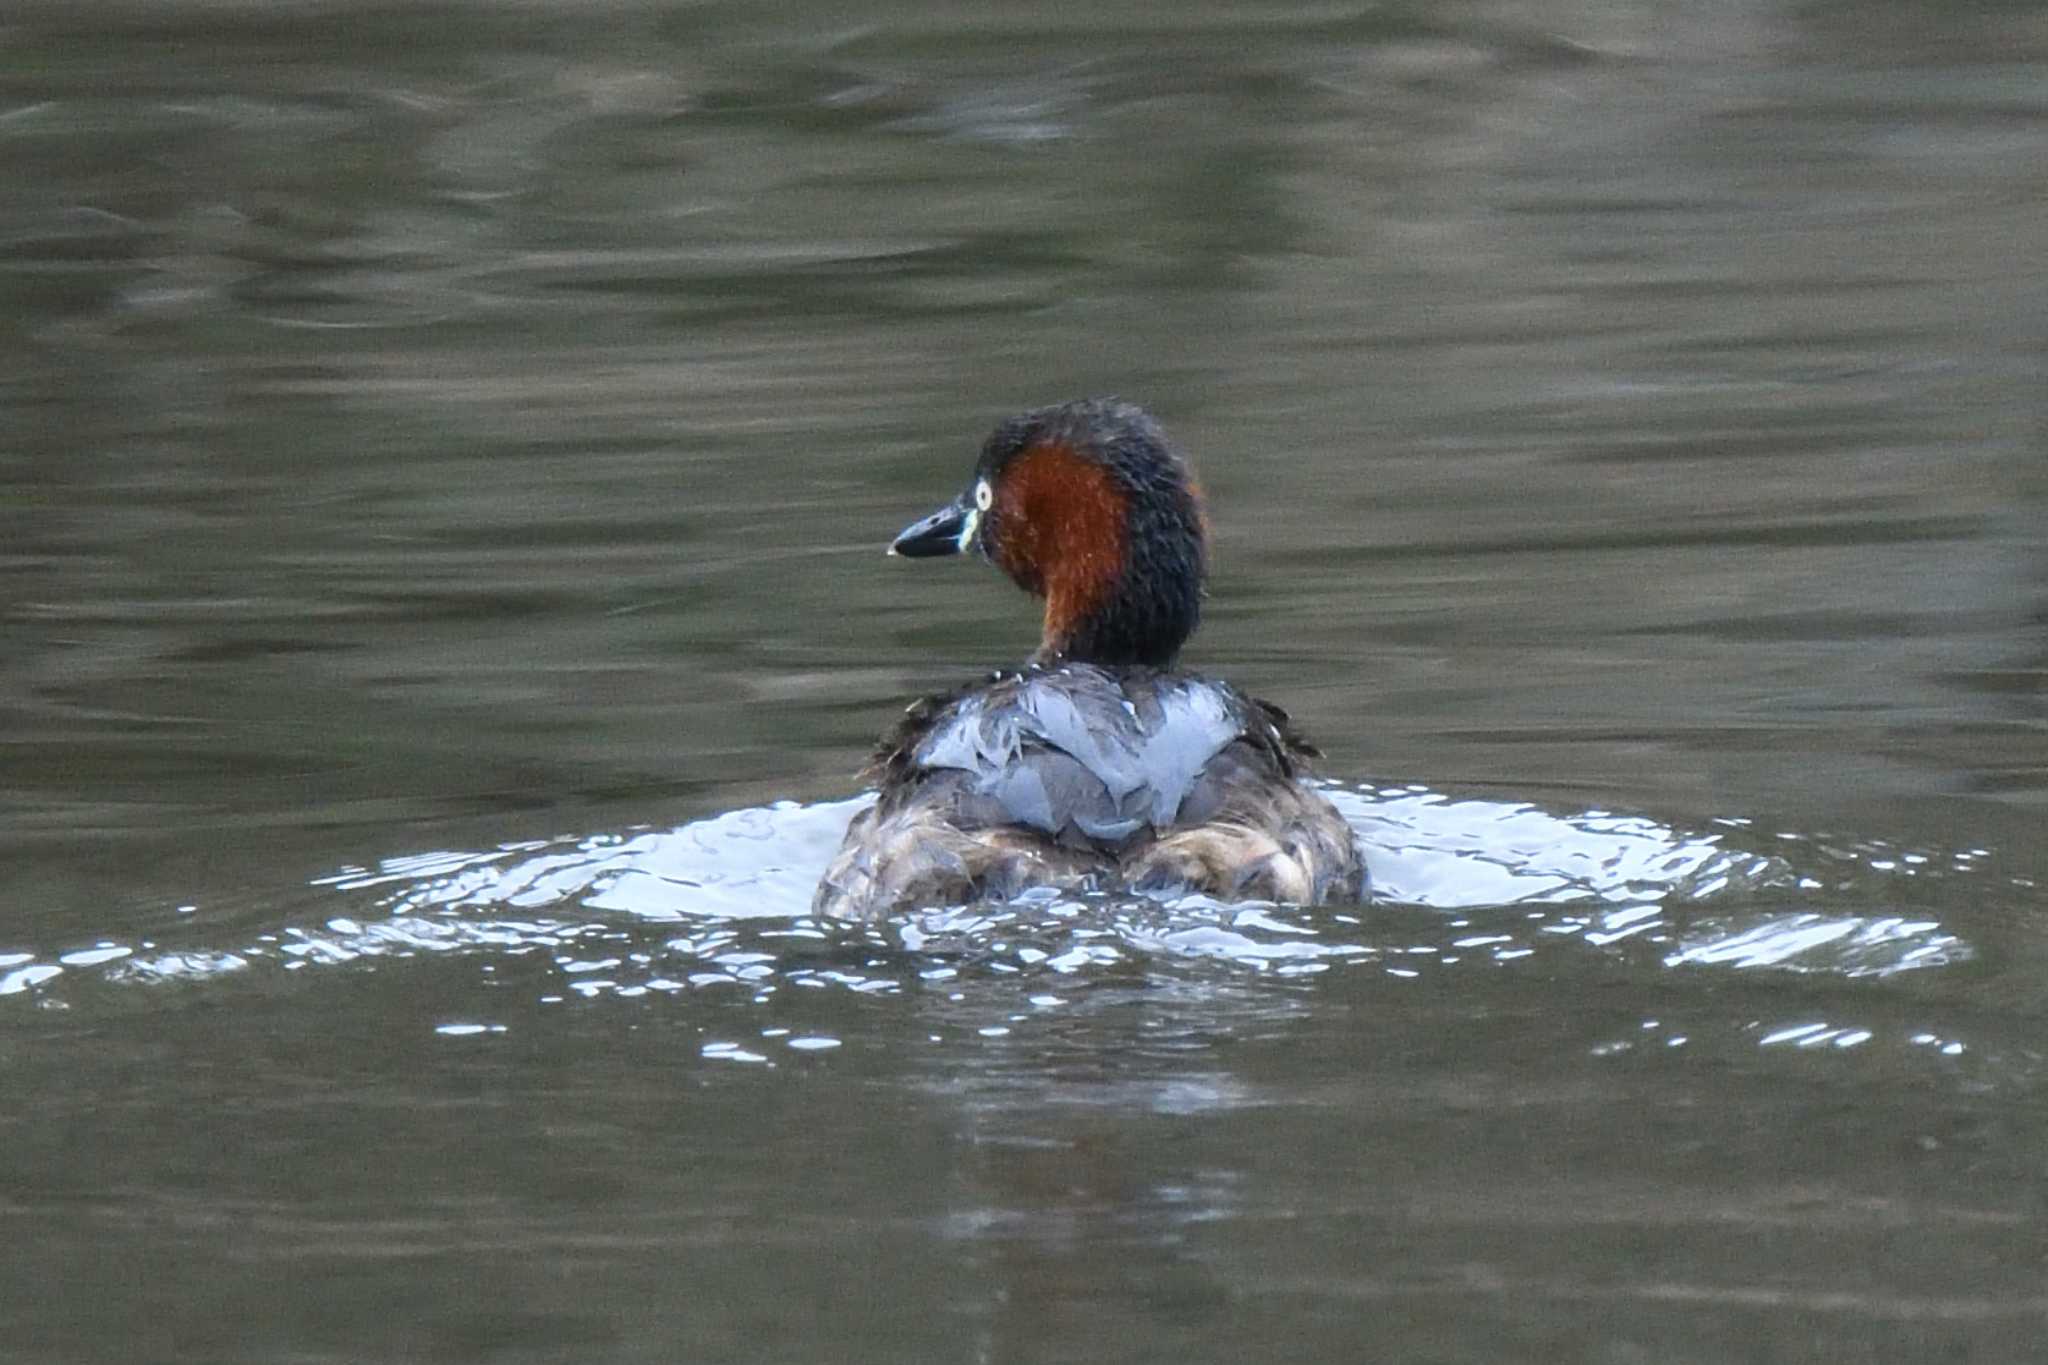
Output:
816,664,1366,918
909,664,1252,847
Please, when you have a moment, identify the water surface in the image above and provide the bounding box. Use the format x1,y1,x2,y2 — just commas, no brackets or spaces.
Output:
3,1,2046,1360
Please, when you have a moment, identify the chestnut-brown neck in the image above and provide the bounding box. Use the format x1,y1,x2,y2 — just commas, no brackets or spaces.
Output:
989,442,1125,660
988,438,1204,668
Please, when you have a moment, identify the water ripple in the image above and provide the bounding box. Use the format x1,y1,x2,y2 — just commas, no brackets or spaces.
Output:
0,784,1986,1013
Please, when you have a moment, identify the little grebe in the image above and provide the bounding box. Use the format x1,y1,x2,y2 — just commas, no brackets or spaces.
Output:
813,398,1365,920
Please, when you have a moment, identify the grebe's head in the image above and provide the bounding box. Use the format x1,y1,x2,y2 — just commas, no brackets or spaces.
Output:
889,398,1207,669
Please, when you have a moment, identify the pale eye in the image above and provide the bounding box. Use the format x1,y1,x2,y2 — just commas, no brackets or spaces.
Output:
974,479,994,512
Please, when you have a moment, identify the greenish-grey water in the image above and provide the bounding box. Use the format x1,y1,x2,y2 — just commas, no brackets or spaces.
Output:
2,2,2045,1360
